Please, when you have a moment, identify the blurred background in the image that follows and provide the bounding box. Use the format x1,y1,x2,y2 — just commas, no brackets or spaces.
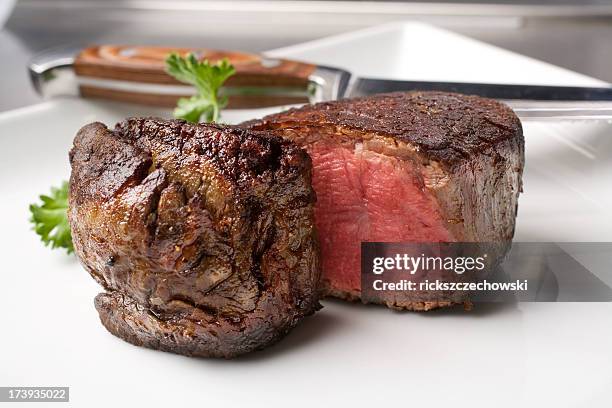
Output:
1,0,611,111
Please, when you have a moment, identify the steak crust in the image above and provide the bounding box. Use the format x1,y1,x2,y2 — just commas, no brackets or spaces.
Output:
69,118,320,358
243,91,524,309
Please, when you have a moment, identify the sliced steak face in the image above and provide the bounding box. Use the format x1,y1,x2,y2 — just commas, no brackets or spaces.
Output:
308,142,455,299
243,91,524,309
69,118,320,358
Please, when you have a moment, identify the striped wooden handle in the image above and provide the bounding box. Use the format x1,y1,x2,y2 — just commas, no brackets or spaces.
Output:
73,45,316,107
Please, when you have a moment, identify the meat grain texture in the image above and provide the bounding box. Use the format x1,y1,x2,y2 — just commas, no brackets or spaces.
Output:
244,91,525,310
68,118,321,358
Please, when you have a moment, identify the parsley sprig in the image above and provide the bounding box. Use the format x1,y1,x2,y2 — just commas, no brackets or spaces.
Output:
165,53,236,123
29,181,73,254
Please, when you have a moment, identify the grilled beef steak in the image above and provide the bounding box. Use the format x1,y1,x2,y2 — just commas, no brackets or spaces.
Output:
244,91,524,310
68,118,320,358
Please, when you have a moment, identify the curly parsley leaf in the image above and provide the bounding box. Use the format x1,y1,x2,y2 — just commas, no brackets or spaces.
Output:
165,53,235,123
29,181,74,254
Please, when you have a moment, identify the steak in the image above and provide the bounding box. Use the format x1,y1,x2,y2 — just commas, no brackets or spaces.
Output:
244,91,524,310
68,118,320,358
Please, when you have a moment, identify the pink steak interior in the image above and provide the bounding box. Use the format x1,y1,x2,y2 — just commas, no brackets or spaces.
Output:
308,142,454,297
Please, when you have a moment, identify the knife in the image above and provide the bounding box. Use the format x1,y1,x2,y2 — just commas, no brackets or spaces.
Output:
29,45,612,121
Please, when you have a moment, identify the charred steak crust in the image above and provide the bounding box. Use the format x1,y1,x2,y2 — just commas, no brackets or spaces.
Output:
243,91,525,308
242,91,523,168
69,118,321,358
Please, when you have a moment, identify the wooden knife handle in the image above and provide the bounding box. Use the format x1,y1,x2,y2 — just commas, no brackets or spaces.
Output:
74,45,316,107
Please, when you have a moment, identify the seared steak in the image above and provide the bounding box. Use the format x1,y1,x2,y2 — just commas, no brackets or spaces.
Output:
244,91,524,310
68,118,320,358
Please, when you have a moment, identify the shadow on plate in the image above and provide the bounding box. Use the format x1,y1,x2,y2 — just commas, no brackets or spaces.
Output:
221,308,348,363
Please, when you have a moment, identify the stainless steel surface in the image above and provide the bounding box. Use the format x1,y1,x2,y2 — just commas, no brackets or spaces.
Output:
13,0,612,18
2,0,612,111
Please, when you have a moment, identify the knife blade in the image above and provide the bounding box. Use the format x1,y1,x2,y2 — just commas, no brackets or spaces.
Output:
348,78,612,120
348,78,612,101
28,45,612,121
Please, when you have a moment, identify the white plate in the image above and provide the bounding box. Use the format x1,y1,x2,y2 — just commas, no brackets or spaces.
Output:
267,21,607,86
1,22,612,408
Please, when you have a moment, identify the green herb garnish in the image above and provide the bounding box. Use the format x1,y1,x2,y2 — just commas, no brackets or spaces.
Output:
29,181,73,254
165,53,236,123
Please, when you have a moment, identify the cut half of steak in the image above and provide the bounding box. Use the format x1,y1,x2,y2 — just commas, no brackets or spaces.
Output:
68,118,320,358
243,91,524,310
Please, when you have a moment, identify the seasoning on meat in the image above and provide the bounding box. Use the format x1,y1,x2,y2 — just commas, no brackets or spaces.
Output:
68,118,321,358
